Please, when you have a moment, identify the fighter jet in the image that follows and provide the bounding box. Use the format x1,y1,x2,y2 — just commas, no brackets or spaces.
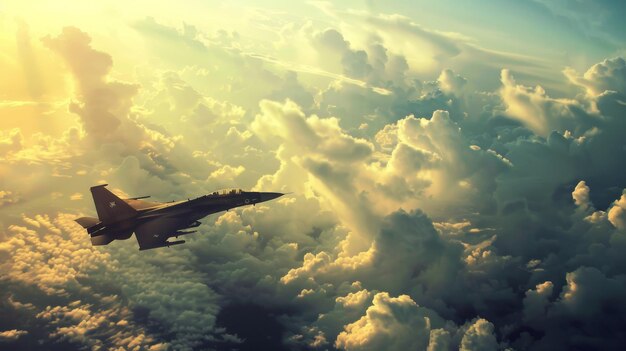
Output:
75,184,284,250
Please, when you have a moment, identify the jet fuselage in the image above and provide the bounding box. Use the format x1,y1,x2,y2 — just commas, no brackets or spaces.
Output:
76,186,283,250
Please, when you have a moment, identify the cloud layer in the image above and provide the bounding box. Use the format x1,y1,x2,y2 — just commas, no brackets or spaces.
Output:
2,4,626,350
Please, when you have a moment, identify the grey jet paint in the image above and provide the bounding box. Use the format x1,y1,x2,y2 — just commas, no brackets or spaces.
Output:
75,184,284,250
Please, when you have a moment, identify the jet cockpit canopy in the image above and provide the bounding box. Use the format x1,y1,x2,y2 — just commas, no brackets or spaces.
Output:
210,188,244,196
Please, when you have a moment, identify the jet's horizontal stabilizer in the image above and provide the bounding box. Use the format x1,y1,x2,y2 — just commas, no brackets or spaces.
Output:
75,217,100,229
91,234,114,246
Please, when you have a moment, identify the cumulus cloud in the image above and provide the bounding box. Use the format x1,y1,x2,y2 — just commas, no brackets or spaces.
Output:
500,69,593,137
370,110,511,216
0,210,241,350
0,213,170,350
608,193,626,230
553,267,626,325
0,190,20,208
253,99,374,163
438,68,467,95
0,329,27,341
565,57,626,96
42,27,134,141
459,318,498,351
523,281,554,322
0,128,23,155
572,180,591,209
335,292,447,351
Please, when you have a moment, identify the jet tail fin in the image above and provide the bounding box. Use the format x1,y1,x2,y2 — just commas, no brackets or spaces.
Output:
90,184,137,223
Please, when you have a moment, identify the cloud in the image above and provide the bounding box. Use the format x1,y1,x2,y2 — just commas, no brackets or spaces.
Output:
459,318,498,351
335,292,448,351
608,192,626,229
238,55,625,349
309,4,555,91
427,328,451,351
0,329,27,341
42,27,133,141
0,128,23,155
572,180,591,210
499,69,593,137
565,57,626,96
0,213,170,350
0,209,238,351
370,110,511,216
253,99,373,163
0,190,20,208
558,267,622,317
35,302,166,351
523,281,554,322
438,69,467,95
520,266,626,350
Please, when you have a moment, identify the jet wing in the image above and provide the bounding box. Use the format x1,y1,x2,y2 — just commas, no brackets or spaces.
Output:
134,217,189,251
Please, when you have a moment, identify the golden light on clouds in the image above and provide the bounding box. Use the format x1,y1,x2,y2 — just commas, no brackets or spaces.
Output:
1,1,626,350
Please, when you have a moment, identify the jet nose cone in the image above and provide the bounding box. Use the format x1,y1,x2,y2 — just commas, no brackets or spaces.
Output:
258,192,284,203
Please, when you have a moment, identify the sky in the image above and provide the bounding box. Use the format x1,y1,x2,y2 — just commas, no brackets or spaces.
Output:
1,1,626,350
